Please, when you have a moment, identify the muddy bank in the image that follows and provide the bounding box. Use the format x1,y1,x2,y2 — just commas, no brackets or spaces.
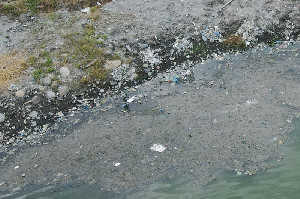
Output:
0,43,299,194
1,0,300,150
0,0,300,195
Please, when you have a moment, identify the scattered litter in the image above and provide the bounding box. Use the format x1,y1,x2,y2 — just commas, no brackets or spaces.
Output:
127,96,138,103
81,7,91,14
150,144,166,152
0,113,5,122
114,162,120,167
246,99,259,105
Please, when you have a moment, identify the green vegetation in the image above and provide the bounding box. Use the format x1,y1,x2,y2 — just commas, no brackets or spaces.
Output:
48,12,58,21
192,42,208,57
27,51,55,81
46,66,55,73
64,24,120,83
0,1,25,17
267,35,278,47
32,68,43,80
43,56,53,67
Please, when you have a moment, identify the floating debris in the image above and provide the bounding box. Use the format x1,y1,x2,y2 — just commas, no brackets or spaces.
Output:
150,144,166,153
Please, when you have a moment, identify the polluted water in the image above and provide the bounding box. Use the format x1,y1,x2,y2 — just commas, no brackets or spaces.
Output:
2,119,299,199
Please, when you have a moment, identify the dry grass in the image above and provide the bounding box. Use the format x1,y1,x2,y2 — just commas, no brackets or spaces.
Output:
222,35,247,50
0,0,112,17
0,51,27,91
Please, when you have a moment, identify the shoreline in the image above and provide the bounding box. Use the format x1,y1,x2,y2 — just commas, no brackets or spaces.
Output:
1,0,300,195
0,43,299,194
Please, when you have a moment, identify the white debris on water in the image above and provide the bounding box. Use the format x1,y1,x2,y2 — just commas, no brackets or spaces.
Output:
127,96,138,103
150,144,166,152
114,162,120,167
246,99,259,106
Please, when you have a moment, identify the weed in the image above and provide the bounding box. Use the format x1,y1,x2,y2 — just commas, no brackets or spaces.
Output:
26,0,43,13
90,6,97,13
222,35,247,51
107,54,121,60
28,56,37,65
63,24,112,82
32,69,43,80
46,67,55,73
48,12,58,21
40,50,50,57
267,35,278,47
88,61,108,80
0,1,26,17
43,57,53,67
192,42,208,57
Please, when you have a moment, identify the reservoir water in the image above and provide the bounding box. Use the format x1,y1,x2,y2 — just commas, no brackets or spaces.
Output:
2,119,300,199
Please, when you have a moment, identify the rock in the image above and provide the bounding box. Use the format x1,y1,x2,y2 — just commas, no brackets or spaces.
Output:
58,86,69,97
103,60,121,70
60,67,70,78
42,77,52,86
51,81,58,88
15,90,25,98
29,111,38,118
0,113,5,122
131,73,138,79
46,90,56,99
31,96,40,105
103,48,112,55
47,73,55,79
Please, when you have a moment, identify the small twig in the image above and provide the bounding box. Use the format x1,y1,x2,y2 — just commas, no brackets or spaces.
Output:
218,0,235,15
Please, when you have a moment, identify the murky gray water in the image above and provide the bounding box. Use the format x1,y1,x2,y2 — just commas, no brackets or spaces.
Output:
130,119,300,199
2,119,300,199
